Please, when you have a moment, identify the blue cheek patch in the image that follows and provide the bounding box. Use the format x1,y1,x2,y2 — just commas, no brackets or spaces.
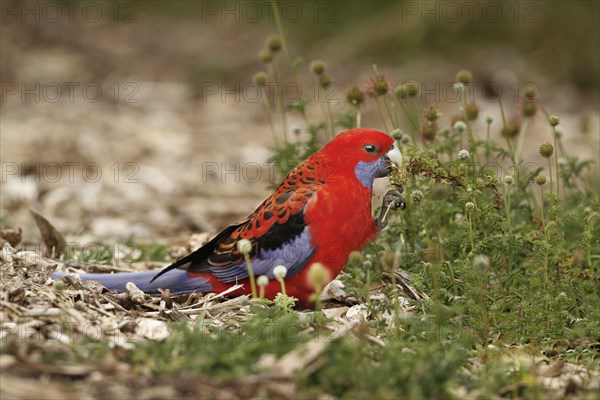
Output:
355,159,386,188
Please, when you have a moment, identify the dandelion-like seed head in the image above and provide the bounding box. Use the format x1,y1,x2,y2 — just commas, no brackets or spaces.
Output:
473,255,490,269
420,122,438,142
260,50,272,64
267,35,282,53
256,275,269,287
539,143,554,158
307,262,331,289
522,100,538,118
346,86,365,107
535,175,546,186
523,84,537,99
273,265,288,280
319,74,333,89
549,115,560,127
405,81,419,97
456,69,472,84
411,190,424,203
465,202,475,212
237,239,252,255
458,149,470,160
454,120,467,133
310,60,326,75
501,121,520,138
367,75,391,97
423,105,439,122
348,251,363,265
253,72,267,87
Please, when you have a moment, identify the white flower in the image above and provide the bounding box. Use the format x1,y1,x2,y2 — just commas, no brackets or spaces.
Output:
465,202,475,212
454,121,467,133
237,239,252,255
273,265,288,280
458,149,470,160
473,255,490,269
256,275,269,287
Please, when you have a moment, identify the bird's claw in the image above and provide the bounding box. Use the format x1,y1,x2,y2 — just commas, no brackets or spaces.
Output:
376,184,406,230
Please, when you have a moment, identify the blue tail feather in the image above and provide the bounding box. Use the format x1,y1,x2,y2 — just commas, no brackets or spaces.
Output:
51,269,213,295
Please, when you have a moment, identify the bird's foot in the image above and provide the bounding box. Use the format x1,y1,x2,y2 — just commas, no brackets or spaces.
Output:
375,183,406,230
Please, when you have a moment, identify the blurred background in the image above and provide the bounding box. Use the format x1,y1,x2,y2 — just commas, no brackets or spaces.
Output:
1,0,598,244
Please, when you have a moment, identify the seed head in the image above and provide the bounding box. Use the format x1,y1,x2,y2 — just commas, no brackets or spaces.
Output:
253,72,267,87
473,255,490,269
454,121,467,133
400,133,412,144
404,81,419,97
273,265,288,280
549,115,560,127
319,74,333,89
348,251,363,265
535,175,546,186
539,143,554,158
307,262,331,290
237,239,252,255
456,69,472,84
267,35,282,53
396,82,419,99
310,60,326,75
501,121,520,138
458,149,470,160
256,275,269,287
423,105,439,122
367,75,391,97
411,190,424,203
522,100,537,118
465,102,479,120
523,84,537,99
485,116,493,124
504,175,514,185
346,86,365,107
465,202,475,212
260,50,272,63
420,122,438,142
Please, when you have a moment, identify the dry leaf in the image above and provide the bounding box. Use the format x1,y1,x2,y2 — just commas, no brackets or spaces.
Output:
30,209,66,258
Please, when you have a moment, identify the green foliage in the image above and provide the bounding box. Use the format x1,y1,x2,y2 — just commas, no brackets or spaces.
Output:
133,312,311,378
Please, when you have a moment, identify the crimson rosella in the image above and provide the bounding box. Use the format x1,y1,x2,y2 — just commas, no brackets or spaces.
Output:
53,128,405,306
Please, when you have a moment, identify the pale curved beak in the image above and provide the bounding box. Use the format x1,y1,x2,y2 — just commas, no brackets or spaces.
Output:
386,144,403,167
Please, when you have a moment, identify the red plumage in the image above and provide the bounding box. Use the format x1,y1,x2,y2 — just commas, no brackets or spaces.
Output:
59,128,402,307
169,128,398,305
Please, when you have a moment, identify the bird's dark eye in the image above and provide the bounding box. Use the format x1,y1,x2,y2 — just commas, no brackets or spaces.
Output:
364,144,378,154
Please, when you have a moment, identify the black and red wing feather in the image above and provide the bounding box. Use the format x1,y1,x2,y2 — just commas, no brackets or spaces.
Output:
151,159,323,283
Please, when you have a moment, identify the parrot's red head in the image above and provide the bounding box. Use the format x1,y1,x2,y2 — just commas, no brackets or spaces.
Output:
318,128,402,188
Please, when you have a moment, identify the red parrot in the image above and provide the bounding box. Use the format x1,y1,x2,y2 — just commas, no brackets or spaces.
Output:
53,128,404,306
